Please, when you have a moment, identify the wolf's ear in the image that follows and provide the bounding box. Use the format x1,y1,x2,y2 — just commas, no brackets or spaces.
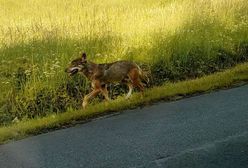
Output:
82,52,87,62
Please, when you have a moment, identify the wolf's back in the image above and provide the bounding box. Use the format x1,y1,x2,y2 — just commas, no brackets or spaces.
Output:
101,61,136,82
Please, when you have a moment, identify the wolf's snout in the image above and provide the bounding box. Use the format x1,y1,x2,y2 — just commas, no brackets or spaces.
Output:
65,67,79,76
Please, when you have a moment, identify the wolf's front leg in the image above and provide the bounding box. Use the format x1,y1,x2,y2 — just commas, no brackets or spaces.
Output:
82,89,101,109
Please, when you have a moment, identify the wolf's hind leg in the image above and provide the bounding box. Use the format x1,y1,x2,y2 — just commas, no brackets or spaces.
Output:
125,83,133,99
135,80,144,92
128,68,144,93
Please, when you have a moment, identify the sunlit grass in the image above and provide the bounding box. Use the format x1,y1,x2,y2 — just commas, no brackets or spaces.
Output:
0,0,247,125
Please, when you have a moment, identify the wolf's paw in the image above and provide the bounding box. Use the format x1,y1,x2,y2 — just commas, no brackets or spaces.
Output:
82,101,87,109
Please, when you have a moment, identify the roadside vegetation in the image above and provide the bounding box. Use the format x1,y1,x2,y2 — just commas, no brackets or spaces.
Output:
1,62,248,144
0,0,247,127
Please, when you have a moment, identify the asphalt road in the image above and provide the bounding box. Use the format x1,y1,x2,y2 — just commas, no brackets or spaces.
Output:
0,85,248,168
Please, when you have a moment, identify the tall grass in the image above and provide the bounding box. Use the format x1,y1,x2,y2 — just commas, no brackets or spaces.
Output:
0,0,247,125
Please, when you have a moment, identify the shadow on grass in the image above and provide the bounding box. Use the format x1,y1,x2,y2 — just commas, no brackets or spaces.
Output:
0,34,123,125
0,16,248,125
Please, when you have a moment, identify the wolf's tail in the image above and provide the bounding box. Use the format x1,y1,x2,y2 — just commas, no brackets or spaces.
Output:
137,64,151,86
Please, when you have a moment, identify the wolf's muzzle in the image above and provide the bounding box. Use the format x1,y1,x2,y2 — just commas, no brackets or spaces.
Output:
65,67,79,76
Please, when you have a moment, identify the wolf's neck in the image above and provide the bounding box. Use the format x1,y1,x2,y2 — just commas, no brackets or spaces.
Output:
82,61,98,80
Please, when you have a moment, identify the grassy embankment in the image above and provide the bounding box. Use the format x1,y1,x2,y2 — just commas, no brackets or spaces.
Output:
0,62,248,144
0,0,247,140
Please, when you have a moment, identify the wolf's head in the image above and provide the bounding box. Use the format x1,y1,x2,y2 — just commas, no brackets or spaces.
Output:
65,52,88,76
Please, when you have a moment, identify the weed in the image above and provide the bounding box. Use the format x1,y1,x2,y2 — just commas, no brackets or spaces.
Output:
0,0,248,125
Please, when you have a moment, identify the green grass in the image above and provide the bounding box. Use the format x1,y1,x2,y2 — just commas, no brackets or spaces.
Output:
1,62,248,144
0,0,248,125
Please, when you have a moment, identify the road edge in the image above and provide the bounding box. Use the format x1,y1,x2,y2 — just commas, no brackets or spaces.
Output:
1,62,248,144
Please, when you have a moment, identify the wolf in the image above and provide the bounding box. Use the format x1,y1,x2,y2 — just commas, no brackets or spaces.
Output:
65,52,148,109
